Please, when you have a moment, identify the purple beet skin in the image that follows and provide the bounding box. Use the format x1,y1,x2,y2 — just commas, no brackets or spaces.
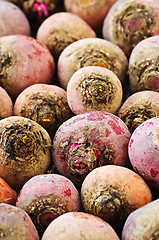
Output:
52,111,131,185
128,116,159,189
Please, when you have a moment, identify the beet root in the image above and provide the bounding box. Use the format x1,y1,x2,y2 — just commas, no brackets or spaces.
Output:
0,35,55,100
14,84,73,138
52,111,131,185
117,90,159,133
0,203,39,240
0,86,13,119
16,174,80,235
102,0,159,57
0,116,52,190
122,199,159,240
81,165,152,234
57,38,128,90
67,66,123,115
42,212,120,240
128,116,159,189
128,36,159,93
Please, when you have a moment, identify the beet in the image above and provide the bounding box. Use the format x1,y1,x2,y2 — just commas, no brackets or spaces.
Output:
117,90,159,133
102,0,159,57
52,111,131,185
42,212,120,240
67,66,123,115
128,35,159,93
36,12,96,59
0,86,13,119
16,174,80,235
128,116,159,190
0,1,30,37
122,199,159,240
0,116,52,190
0,177,17,205
64,0,117,34
0,203,39,239
0,35,55,100
81,165,152,234
57,37,128,90
14,84,73,138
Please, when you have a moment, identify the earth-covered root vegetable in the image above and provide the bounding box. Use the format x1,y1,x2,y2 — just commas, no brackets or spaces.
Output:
52,111,131,186
117,91,159,133
16,174,80,235
36,12,96,59
64,0,117,34
121,199,159,240
41,212,120,240
102,0,159,57
57,38,128,90
67,66,123,115
0,35,55,100
0,86,13,119
0,178,17,205
13,84,73,138
128,36,159,93
128,116,159,190
81,165,152,235
0,116,52,190
0,1,31,37
0,203,39,240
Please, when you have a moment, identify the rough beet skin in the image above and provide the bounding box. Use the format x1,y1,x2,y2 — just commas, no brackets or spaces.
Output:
16,174,80,235
52,111,131,185
81,165,152,235
0,203,39,240
128,116,159,189
42,212,120,240
67,66,123,115
0,116,52,190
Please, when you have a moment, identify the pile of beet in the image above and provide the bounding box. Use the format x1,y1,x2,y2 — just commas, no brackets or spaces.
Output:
0,0,159,239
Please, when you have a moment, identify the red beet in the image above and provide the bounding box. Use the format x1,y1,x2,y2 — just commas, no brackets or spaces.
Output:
0,35,55,100
0,1,31,37
58,38,128,90
14,84,73,138
81,165,152,234
52,111,131,185
128,116,159,189
0,203,39,239
67,66,123,115
102,0,159,57
0,116,52,190
16,174,80,234
117,90,159,133
42,212,120,240
128,36,159,93
36,12,96,59
122,199,159,240
0,86,13,119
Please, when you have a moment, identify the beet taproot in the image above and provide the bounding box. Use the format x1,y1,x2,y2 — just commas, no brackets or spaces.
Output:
117,90,159,133
57,37,128,90
42,212,120,240
0,1,30,37
0,86,13,119
102,0,159,57
0,35,55,100
14,84,73,138
64,0,117,34
128,35,159,93
52,111,131,185
128,116,159,190
67,66,123,115
0,116,52,190
0,203,39,240
81,165,152,234
36,12,96,59
122,198,159,240
16,174,80,235
0,178,17,205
